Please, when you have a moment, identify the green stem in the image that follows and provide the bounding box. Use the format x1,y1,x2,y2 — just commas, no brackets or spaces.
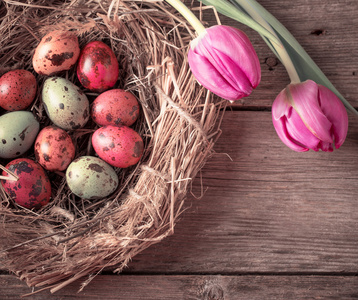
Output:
200,0,281,46
165,0,206,35
235,0,300,83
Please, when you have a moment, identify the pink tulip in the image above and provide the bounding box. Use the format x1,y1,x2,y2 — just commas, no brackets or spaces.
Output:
272,80,348,152
188,25,261,101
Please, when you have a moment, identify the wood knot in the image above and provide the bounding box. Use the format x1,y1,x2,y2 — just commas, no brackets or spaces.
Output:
202,283,224,300
265,57,279,71
311,29,326,36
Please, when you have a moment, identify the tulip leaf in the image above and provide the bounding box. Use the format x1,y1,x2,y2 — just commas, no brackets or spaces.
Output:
259,34,281,64
199,0,281,46
230,0,358,116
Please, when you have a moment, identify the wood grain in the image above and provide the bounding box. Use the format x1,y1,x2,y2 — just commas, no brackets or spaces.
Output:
126,111,358,274
1,274,358,299
3,111,357,296
2,0,358,298
197,0,358,108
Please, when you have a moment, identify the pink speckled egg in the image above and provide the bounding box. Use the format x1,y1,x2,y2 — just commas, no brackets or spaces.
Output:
0,69,37,111
34,126,75,172
91,89,140,127
32,30,80,76
92,125,143,168
77,41,119,92
1,158,51,209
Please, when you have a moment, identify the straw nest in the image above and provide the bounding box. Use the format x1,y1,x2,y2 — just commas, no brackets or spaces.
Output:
0,0,225,293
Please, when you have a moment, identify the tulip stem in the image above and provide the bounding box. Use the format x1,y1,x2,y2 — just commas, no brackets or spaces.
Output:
270,36,301,83
165,0,206,35
235,0,300,83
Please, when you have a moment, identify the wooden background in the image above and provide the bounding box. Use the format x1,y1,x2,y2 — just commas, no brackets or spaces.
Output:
1,0,358,299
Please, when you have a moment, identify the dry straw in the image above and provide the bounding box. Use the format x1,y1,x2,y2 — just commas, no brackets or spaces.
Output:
0,0,225,293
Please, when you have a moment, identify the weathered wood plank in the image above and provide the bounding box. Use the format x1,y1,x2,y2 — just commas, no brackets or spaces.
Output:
126,111,358,274
197,0,358,108
1,1,358,297
1,274,358,299
1,112,357,286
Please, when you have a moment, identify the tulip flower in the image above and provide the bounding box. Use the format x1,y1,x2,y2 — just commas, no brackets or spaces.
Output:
165,0,263,101
272,80,348,152
188,25,261,101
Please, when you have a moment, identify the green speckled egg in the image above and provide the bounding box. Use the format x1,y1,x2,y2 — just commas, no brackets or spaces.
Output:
42,77,89,130
66,156,118,199
0,111,40,159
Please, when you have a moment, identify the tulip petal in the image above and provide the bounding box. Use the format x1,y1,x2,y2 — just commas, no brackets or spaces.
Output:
288,80,333,143
285,108,322,151
272,114,309,152
317,84,348,149
272,88,290,120
211,48,253,96
188,49,246,100
272,92,308,152
189,25,261,101
320,141,333,152
204,25,261,88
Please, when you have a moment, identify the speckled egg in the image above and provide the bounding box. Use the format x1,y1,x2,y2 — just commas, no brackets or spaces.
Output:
0,69,37,111
33,30,80,75
91,89,140,127
77,41,119,92
92,125,143,168
42,77,89,130
66,156,118,199
0,111,40,159
34,126,75,172
1,158,51,209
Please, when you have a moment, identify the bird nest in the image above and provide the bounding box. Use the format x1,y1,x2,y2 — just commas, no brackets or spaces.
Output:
0,0,225,293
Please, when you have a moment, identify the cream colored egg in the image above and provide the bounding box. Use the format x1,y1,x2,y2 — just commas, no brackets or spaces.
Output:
0,111,39,159
66,156,119,199
42,77,89,130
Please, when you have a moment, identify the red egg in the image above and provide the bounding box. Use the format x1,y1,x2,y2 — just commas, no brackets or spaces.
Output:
91,89,140,127
77,41,119,92
92,125,143,168
0,69,37,111
32,30,80,76
34,126,76,171
1,158,51,209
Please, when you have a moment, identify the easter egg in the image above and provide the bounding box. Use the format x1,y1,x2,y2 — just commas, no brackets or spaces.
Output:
42,77,89,130
66,156,119,199
77,41,119,92
0,111,40,159
92,125,143,168
1,158,51,209
91,89,140,127
32,30,80,75
0,69,37,111
34,126,75,171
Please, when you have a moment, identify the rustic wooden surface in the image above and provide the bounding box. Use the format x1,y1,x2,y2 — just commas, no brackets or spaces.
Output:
2,0,358,299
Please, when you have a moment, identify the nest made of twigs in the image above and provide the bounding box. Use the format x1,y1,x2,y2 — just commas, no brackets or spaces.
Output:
0,0,225,293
